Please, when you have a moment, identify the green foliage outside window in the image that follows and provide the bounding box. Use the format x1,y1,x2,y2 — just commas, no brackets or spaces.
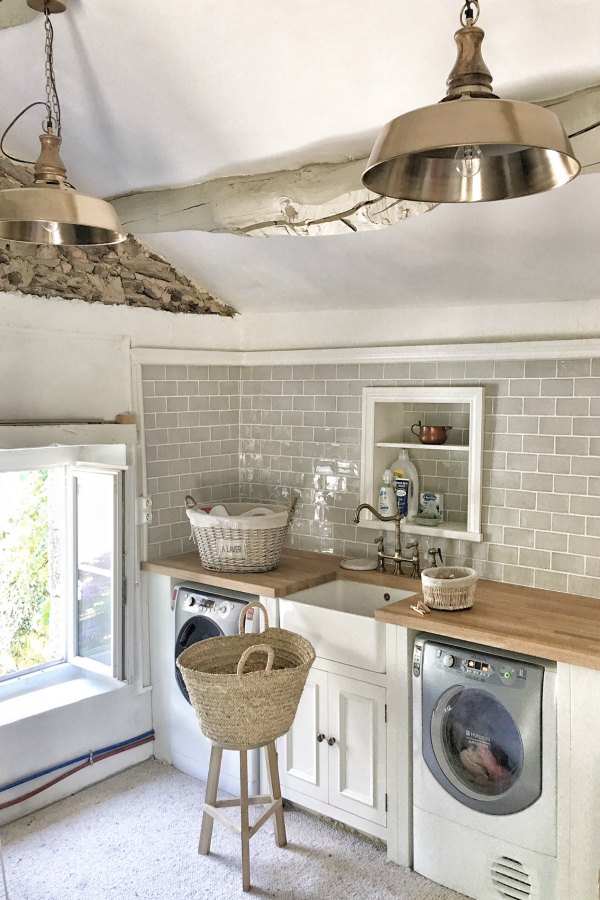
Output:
0,470,53,677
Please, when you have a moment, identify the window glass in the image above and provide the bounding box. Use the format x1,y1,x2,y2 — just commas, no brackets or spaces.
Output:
438,687,523,796
0,432,130,691
75,471,117,668
0,468,66,679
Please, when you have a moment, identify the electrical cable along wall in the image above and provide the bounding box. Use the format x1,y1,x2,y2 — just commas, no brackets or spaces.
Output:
0,730,155,811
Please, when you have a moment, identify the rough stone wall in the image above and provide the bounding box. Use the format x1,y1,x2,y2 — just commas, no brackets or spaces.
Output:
0,237,235,315
0,155,235,316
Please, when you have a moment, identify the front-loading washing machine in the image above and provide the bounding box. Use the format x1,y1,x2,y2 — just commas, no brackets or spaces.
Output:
149,580,260,796
412,634,557,900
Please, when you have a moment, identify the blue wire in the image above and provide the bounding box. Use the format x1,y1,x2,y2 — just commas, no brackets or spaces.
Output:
0,730,155,794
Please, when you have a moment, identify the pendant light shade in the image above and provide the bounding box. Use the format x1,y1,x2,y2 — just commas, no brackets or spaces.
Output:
362,2,581,203
0,135,125,245
0,1,125,246
0,185,125,245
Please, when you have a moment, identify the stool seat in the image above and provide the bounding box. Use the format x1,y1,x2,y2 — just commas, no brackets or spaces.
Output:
199,741,287,892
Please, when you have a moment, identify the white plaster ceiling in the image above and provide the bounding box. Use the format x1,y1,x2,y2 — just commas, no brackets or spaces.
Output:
0,0,599,314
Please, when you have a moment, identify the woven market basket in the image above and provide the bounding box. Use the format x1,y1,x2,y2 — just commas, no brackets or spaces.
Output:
421,566,478,611
176,602,316,750
185,495,297,573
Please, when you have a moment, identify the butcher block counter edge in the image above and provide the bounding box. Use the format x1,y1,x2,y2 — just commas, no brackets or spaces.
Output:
141,548,346,598
142,549,600,670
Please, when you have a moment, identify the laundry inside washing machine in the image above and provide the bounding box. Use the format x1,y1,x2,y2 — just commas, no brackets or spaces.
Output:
412,634,557,900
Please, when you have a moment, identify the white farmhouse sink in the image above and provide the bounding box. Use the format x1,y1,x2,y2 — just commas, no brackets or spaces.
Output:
280,580,416,673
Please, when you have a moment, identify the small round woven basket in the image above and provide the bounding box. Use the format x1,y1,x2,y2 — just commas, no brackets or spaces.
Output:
421,566,478,611
176,602,316,750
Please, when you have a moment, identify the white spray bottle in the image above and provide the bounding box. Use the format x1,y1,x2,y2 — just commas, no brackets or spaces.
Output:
378,469,396,517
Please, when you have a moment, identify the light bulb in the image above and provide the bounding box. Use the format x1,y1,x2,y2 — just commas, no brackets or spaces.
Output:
41,220,60,234
454,144,483,178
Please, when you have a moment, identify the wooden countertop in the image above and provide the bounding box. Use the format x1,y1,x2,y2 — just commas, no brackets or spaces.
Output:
141,548,346,598
142,550,600,669
375,579,600,670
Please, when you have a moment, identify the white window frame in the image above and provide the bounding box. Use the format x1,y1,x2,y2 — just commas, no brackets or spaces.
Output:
69,465,124,680
0,424,137,691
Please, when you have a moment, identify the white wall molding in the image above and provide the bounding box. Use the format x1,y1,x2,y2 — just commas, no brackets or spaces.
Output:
131,347,244,366
132,337,600,368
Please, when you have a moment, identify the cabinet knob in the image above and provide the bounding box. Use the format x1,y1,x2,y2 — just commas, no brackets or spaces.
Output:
316,733,326,743
327,737,336,746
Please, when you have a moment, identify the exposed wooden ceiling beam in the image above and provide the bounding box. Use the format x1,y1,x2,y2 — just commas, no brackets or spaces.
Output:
109,85,600,237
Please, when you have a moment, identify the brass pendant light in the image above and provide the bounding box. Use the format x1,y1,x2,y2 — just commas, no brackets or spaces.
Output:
362,0,581,203
0,0,125,245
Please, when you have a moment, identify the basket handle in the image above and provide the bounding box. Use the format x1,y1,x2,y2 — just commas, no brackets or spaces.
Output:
237,643,274,678
286,493,298,525
185,495,197,509
238,600,269,634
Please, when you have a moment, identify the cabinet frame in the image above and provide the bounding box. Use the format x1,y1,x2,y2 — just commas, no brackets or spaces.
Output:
360,385,485,542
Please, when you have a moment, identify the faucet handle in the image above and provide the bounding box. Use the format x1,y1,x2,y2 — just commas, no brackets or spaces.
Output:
427,547,443,566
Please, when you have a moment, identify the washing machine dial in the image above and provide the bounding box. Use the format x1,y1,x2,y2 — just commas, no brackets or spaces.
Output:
217,601,231,618
442,653,455,668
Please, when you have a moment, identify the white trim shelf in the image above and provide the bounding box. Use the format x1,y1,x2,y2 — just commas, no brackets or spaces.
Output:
375,442,470,452
355,517,482,543
361,386,485,544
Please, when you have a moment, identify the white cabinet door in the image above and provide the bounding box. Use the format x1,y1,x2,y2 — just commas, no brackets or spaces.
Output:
278,668,328,804
279,666,387,831
327,674,387,826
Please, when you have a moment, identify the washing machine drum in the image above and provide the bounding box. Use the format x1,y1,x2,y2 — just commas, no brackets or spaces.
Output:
437,688,523,792
427,685,541,815
175,617,224,704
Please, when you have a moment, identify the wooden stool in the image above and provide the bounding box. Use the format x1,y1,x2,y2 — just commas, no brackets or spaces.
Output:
199,740,287,892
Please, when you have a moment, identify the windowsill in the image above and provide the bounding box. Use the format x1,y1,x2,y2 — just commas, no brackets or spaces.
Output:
0,663,126,727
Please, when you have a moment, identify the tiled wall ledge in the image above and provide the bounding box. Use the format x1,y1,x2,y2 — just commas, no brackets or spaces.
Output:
137,341,599,600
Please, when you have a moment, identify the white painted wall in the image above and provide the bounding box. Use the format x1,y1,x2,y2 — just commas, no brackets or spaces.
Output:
0,290,242,355
238,299,600,352
0,686,152,827
3,290,599,361
0,300,156,822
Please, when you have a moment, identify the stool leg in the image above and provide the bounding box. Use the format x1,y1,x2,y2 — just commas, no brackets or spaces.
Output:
239,750,251,892
265,742,287,848
198,744,222,855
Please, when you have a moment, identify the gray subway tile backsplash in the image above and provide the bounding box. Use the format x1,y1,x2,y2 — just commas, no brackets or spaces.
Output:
141,357,599,596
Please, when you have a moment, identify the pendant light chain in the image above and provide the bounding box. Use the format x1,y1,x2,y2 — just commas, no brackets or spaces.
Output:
0,0,61,163
460,0,480,27
43,1,61,136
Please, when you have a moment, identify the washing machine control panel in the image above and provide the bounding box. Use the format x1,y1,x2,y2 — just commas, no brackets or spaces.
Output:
433,646,528,687
184,594,216,610
179,592,234,619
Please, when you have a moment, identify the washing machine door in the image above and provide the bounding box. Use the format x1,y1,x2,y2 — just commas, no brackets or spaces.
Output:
426,684,541,815
175,617,223,703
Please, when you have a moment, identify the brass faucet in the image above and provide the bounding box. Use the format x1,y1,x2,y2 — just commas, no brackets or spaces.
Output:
354,503,421,577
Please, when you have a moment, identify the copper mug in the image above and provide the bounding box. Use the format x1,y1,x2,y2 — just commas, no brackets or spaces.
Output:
411,421,453,445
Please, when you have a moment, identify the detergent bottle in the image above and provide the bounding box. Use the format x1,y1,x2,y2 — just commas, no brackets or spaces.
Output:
391,450,419,519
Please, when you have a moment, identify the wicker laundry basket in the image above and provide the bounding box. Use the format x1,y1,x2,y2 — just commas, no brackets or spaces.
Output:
176,602,315,750
421,566,478,610
185,495,297,573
